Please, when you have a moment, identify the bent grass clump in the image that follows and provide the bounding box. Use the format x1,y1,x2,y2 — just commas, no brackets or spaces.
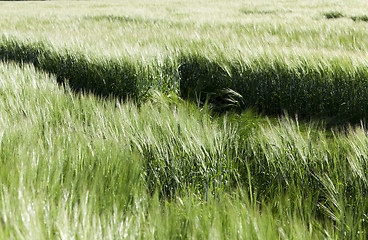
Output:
323,11,344,19
351,14,368,22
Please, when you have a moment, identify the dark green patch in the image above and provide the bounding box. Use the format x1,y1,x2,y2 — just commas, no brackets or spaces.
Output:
83,15,157,24
0,37,152,101
2,36,368,125
241,9,278,15
351,15,368,22
323,11,344,19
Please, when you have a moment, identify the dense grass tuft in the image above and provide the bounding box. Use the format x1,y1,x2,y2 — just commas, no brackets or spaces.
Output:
178,55,368,123
84,15,156,24
0,36,165,101
351,15,368,22
241,9,278,15
323,11,345,19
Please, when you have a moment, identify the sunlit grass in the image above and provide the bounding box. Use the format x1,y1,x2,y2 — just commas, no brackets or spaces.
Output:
2,0,368,238
1,61,368,238
0,62,328,239
1,0,368,60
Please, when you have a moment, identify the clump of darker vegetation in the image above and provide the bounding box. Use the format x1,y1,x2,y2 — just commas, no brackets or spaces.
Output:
84,15,157,24
323,11,344,19
2,35,368,125
351,14,368,22
241,9,278,15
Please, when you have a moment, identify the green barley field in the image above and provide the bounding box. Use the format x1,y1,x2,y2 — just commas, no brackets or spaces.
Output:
1,0,368,239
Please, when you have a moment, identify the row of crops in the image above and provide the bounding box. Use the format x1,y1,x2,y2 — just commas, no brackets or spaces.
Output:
2,35,368,123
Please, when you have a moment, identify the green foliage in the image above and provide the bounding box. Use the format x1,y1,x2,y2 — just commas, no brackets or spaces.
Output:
351,15,368,22
0,36,157,101
177,54,368,123
241,9,278,15
0,63,337,238
233,58,368,122
4,61,368,238
3,0,368,238
3,36,368,123
84,15,156,25
178,54,231,106
3,62,368,238
323,11,345,19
